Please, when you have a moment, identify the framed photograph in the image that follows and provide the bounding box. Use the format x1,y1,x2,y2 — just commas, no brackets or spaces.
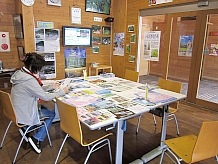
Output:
129,55,136,63
92,36,101,44
13,14,24,39
128,25,135,32
102,37,110,45
130,34,136,43
126,44,130,53
92,25,101,34
85,0,111,15
92,46,100,53
102,26,111,35
17,46,25,61
48,0,61,6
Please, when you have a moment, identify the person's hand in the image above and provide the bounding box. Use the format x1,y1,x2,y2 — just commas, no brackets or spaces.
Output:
52,82,60,90
63,86,69,94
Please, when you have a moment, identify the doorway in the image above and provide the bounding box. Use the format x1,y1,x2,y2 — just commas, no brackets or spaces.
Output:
138,1,218,110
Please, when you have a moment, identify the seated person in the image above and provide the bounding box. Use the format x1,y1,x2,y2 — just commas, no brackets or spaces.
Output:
10,52,69,154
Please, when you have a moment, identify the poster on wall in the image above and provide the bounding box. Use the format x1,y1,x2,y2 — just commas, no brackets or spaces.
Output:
64,47,86,68
39,52,56,79
48,0,61,6
113,33,125,56
209,44,218,56
178,35,194,57
71,7,81,24
35,28,60,52
148,0,173,6
143,31,161,61
0,32,10,52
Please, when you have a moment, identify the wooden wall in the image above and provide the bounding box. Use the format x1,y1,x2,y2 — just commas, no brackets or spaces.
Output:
111,0,126,77
0,0,22,69
33,1,114,79
0,0,114,79
124,0,198,77
1,0,217,81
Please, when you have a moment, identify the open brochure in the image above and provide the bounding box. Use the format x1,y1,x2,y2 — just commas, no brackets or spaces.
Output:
55,78,72,92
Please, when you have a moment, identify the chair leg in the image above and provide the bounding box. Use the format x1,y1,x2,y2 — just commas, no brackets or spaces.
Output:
166,148,182,164
159,148,166,164
168,114,180,135
55,134,69,164
152,114,157,126
42,121,52,147
0,121,12,148
107,139,113,164
84,138,112,164
13,126,32,164
136,115,142,134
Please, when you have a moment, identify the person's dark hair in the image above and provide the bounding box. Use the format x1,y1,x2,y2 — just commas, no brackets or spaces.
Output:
23,52,45,74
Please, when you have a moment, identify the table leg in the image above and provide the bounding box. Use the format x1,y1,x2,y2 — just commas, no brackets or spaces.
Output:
89,67,91,76
115,120,124,164
160,105,168,146
140,105,169,163
95,68,98,76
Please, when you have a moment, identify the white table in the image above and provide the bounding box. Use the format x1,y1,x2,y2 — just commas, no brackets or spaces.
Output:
57,76,186,164
115,89,186,164
134,89,186,163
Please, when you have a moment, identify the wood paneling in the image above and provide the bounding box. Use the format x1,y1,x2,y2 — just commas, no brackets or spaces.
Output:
1,0,217,82
111,0,126,77
122,0,198,78
22,5,35,53
1,0,114,79
32,1,114,79
0,0,201,79
0,0,20,69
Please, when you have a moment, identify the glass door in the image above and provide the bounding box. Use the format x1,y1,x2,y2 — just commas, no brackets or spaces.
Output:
138,15,167,86
197,13,218,105
139,3,218,110
167,12,197,96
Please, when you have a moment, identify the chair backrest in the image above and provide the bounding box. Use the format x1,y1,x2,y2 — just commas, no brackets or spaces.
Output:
158,78,182,109
0,90,17,124
124,69,139,82
55,98,83,144
191,121,218,163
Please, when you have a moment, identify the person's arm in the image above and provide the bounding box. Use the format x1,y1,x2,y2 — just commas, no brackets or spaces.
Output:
42,80,60,92
26,78,67,101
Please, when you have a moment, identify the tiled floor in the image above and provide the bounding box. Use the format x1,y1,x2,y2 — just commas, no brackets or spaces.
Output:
139,75,218,104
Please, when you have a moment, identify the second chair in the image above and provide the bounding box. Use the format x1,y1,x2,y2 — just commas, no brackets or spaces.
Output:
124,69,139,82
160,121,218,163
136,78,182,135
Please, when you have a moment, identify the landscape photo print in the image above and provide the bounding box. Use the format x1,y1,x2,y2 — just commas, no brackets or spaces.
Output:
85,0,111,15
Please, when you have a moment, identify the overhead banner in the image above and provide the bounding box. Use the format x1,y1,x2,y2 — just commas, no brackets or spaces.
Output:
143,31,161,61
0,32,10,52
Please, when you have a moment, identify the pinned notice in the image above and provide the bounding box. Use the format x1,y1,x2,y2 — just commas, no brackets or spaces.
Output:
0,32,10,52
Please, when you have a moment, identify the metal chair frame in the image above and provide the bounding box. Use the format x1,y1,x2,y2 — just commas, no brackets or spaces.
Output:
0,90,52,164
